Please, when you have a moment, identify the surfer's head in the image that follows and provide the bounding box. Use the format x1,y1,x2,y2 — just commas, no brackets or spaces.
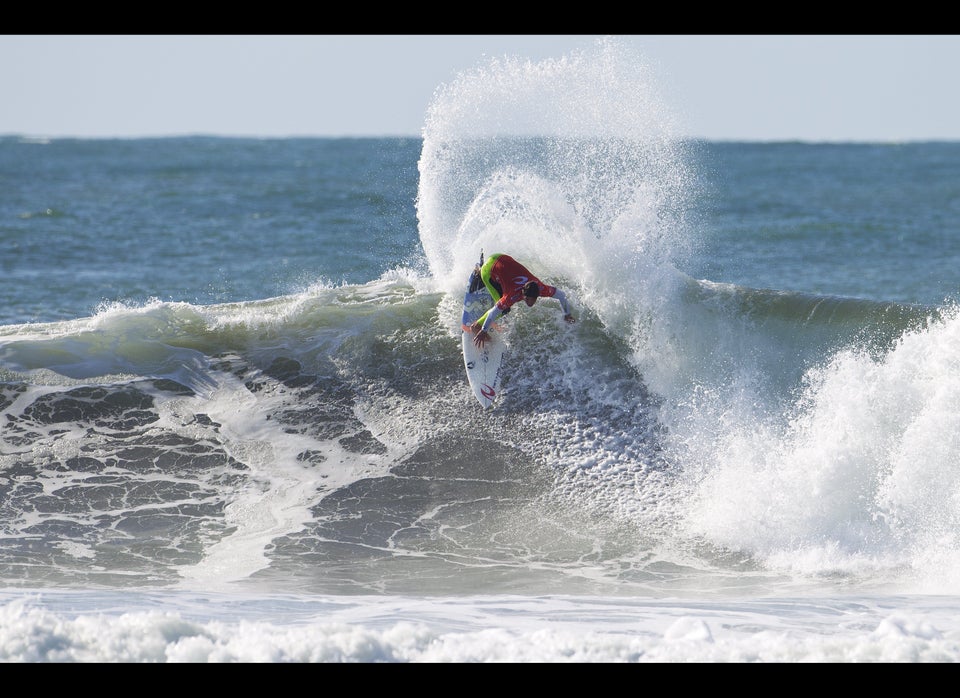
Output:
522,281,540,306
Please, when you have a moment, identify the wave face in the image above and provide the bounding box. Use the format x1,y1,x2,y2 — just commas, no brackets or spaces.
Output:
0,279,671,595
0,269,951,597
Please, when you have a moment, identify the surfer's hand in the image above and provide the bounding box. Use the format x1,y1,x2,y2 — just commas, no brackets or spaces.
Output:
564,314,576,324
473,330,490,348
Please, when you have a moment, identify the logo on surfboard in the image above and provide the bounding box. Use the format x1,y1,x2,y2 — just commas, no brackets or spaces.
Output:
480,384,497,400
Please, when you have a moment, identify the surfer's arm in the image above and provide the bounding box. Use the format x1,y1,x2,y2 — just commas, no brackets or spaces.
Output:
552,289,576,323
478,305,503,333
472,306,502,349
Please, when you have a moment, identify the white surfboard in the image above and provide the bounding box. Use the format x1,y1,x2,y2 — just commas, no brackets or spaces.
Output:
461,263,506,409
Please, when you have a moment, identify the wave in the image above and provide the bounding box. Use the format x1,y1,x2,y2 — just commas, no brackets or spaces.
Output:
2,268,959,594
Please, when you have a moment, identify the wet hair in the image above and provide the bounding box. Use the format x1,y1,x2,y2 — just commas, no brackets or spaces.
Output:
523,281,540,299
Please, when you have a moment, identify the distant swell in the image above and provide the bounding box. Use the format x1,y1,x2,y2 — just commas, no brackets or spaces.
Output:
688,278,938,353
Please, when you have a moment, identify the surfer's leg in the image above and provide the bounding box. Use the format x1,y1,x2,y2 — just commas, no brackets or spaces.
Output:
468,265,483,293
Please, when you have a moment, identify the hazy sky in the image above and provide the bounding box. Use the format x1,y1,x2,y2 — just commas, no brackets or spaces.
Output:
3,35,958,142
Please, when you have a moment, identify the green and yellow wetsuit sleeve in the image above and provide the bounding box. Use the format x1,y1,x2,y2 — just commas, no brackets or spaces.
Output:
476,253,503,328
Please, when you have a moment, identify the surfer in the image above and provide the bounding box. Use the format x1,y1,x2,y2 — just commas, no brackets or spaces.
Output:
471,253,575,349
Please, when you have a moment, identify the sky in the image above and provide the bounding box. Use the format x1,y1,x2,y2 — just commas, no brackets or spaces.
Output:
2,35,959,142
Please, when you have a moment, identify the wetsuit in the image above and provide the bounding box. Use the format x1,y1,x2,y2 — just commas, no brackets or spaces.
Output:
476,253,572,332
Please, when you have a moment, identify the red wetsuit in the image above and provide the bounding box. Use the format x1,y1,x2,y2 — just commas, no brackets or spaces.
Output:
477,254,571,332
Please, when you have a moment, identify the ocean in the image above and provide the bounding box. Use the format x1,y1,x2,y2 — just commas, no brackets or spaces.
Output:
4,39,960,662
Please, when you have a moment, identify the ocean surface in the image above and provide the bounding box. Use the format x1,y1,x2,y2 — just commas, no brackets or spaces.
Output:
4,40,960,662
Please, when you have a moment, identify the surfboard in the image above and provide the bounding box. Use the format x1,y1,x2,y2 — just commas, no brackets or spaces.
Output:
461,260,506,409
